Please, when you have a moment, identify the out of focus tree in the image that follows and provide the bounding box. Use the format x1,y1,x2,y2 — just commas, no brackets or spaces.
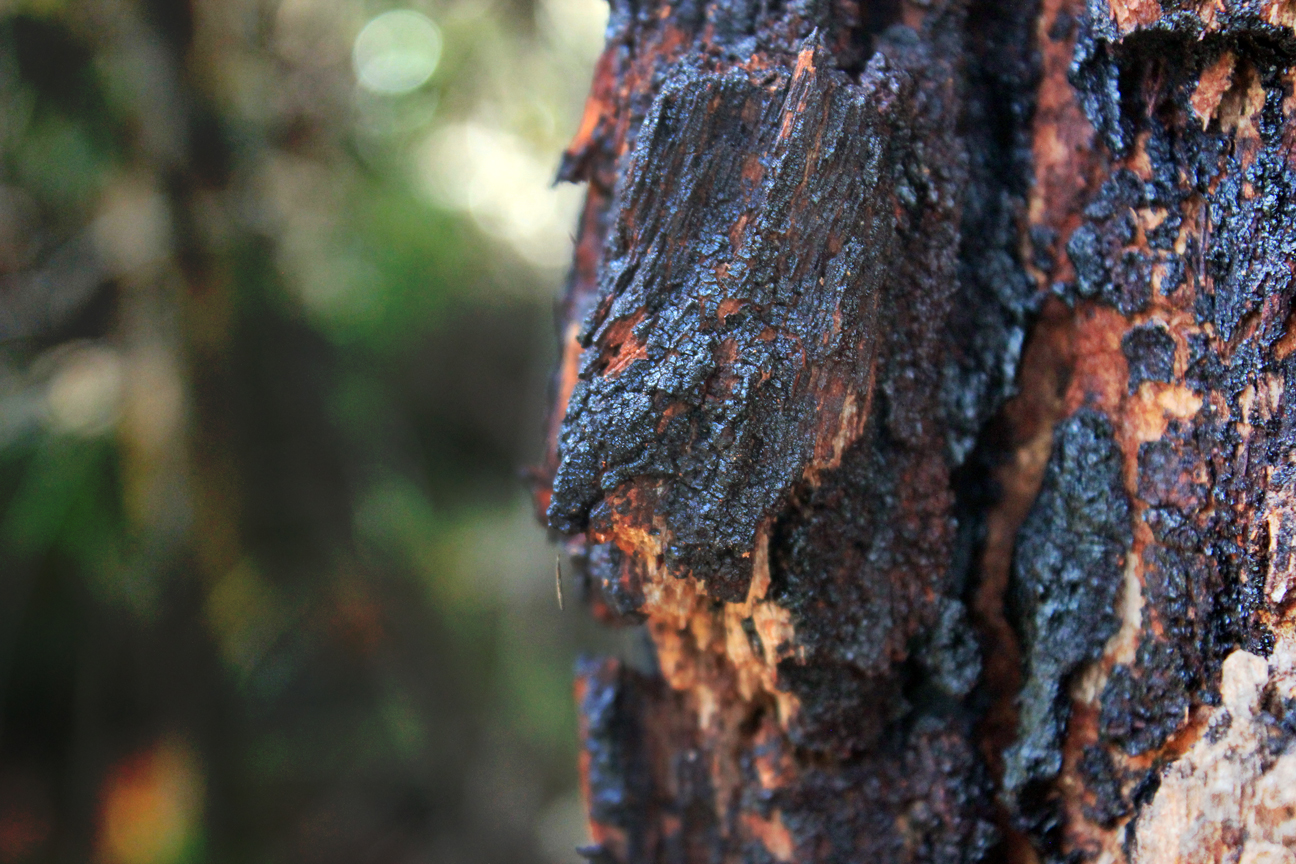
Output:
0,1,615,862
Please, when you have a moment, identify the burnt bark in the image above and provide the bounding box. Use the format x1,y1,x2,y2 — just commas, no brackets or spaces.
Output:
539,1,1296,861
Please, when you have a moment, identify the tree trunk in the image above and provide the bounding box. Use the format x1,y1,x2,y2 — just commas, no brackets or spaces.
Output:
539,1,1296,862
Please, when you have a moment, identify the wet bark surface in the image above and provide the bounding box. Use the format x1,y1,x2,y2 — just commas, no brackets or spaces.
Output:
538,1,1296,861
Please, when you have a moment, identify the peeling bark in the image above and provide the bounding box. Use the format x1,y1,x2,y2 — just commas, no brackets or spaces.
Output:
539,0,1296,861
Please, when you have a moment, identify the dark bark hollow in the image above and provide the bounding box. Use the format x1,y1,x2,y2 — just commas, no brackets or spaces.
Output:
538,1,1296,862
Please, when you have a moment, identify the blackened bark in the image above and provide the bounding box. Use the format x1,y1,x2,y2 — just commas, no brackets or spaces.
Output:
540,1,1296,862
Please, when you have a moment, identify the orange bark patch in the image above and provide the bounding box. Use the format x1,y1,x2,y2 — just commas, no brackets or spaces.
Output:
1065,304,1130,417
1111,0,1163,32
599,309,649,379
721,529,800,712
556,321,583,421
1263,0,1296,28
1027,0,1100,287
1192,52,1236,128
564,48,619,165
717,297,748,325
1123,382,1203,445
1196,0,1224,28
743,811,794,862
777,45,817,141
1276,305,1296,359
1218,62,1268,154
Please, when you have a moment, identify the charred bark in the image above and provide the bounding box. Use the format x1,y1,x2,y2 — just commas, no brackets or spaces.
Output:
539,1,1296,861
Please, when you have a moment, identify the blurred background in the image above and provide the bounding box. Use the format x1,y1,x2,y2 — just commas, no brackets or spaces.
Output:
0,0,635,861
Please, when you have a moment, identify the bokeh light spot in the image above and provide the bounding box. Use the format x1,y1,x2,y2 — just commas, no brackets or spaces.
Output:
353,10,442,95
46,344,124,437
98,742,203,864
419,122,583,269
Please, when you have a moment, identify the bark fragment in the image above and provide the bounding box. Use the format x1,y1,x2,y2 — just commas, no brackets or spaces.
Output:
549,42,903,603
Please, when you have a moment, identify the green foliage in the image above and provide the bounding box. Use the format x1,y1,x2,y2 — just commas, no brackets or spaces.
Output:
0,0,612,861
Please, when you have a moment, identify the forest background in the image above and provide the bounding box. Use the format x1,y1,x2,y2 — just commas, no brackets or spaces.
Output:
0,0,622,862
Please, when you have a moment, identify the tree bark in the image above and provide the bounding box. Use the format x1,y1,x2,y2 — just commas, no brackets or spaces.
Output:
538,1,1296,861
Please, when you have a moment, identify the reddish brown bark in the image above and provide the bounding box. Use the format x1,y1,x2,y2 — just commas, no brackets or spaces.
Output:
540,1,1296,862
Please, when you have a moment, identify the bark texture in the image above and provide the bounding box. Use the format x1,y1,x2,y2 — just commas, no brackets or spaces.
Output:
539,1,1296,861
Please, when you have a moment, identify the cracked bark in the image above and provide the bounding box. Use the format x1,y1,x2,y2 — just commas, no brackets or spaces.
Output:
537,1,1296,861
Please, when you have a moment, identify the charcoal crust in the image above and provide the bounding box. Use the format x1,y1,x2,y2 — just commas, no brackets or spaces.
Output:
548,44,902,601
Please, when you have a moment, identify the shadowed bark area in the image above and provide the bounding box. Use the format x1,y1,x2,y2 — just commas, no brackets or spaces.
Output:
539,0,1296,861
